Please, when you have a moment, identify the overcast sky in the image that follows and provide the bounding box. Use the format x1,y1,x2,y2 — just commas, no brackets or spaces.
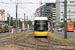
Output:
0,0,56,21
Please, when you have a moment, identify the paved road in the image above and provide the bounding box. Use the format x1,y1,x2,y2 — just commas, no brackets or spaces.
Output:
0,32,12,36
54,30,75,38
0,30,33,36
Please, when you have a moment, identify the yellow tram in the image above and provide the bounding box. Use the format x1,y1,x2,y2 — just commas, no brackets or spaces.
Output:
34,17,49,37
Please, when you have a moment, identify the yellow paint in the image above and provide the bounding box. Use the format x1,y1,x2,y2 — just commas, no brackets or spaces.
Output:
34,31,49,36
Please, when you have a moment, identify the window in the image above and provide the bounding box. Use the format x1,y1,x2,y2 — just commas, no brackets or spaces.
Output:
70,1,75,3
34,20,48,31
70,1,73,3
61,12,63,13
61,19,64,20
61,5,64,7
71,11,75,13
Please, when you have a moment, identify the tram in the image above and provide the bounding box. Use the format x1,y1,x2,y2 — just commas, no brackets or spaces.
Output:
34,17,49,37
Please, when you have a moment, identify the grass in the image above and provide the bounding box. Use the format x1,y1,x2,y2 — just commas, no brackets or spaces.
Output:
49,33,75,43
49,33,75,49
0,45,24,50
0,32,33,50
0,32,30,41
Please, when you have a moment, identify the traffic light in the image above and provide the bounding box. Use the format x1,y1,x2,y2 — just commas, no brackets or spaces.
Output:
7,17,9,25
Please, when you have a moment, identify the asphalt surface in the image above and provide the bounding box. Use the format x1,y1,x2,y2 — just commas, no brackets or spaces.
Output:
0,32,12,36
0,30,75,39
54,30,75,38
0,30,33,36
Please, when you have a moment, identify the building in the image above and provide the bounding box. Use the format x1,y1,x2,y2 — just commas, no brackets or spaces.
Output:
56,0,75,26
0,9,6,28
35,3,56,25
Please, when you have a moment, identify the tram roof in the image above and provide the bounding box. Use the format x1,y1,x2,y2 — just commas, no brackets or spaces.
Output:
34,17,48,20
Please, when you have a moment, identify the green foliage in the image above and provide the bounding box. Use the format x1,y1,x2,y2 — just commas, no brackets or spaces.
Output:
49,22,54,27
60,20,75,28
18,20,22,28
31,25,34,27
10,17,13,26
70,20,72,22
60,22,64,28
70,20,75,27
7,17,13,26
24,20,32,27
13,20,22,28
13,20,16,28
28,20,32,27
7,17,9,25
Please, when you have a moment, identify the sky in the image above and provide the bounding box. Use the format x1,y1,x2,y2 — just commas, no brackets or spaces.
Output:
0,0,56,21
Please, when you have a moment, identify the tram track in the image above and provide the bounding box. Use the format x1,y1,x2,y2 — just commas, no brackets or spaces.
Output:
35,38,38,50
0,32,32,47
13,33,56,50
12,33,35,49
46,38,56,50
0,38,15,47
38,37,71,46
14,35,73,50
34,38,56,50
0,31,74,50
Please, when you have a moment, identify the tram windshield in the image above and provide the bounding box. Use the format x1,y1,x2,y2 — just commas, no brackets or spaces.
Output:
34,20,48,31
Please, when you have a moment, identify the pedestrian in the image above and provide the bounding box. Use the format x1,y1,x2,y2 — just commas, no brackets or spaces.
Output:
14,29,15,33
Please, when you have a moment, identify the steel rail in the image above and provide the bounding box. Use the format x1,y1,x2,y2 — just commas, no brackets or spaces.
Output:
35,38,38,50
47,38,56,50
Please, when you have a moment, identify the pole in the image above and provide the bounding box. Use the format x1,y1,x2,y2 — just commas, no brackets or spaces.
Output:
16,4,18,33
7,13,10,36
40,0,42,16
69,10,70,22
24,13,25,28
64,0,67,39
27,16,28,31
2,13,3,33
51,5,53,33
18,19,19,28
4,13,5,32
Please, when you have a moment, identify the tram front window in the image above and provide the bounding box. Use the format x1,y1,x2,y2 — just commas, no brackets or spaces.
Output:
34,20,48,31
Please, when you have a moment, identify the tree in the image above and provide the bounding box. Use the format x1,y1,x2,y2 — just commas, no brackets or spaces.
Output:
7,17,13,26
60,22,64,28
13,20,16,28
18,20,22,28
70,20,72,22
13,20,22,28
28,20,32,27
22,20,32,28
60,20,75,28
70,20,75,27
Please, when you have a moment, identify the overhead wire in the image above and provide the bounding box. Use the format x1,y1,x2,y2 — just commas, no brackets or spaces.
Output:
21,4,32,13
19,6,33,16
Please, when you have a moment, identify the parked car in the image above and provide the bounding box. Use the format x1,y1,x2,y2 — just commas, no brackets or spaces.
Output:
57,28,62,32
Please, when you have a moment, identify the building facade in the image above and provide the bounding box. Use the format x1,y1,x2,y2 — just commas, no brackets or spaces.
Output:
35,3,56,23
56,0,75,26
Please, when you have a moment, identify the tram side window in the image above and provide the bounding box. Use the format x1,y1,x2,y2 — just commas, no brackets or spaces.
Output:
34,21,38,31
44,21,48,30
